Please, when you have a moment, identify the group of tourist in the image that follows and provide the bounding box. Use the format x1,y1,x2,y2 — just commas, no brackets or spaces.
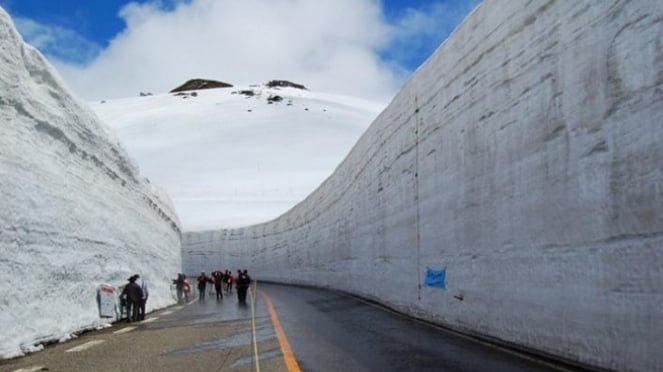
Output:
172,270,252,304
117,269,252,323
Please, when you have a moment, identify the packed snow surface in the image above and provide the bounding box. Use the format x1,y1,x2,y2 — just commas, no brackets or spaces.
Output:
91,86,383,230
0,7,181,359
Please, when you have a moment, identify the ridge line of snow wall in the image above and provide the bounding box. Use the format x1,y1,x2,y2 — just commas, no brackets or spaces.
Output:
0,8,182,359
183,1,663,370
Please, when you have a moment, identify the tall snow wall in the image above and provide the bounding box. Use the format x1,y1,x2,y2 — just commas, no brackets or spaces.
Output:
0,9,181,358
183,1,662,370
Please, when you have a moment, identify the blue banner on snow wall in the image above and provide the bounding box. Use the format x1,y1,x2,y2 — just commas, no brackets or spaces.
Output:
424,267,446,289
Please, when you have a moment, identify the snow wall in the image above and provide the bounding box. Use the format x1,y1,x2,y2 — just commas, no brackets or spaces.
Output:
0,9,181,358
183,1,662,370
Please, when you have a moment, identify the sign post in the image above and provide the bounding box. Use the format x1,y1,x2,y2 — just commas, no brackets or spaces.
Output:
98,284,116,318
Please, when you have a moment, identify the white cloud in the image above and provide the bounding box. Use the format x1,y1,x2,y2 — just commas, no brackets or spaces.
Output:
19,0,479,103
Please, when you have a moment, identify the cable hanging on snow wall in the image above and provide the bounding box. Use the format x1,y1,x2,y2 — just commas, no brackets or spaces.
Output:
182,1,663,371
414,95,422,303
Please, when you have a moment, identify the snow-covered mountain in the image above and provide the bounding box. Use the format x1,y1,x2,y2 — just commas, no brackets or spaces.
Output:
0,7,181,358
91,82,384,230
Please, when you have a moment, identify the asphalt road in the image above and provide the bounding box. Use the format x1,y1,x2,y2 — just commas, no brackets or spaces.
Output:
259,283,567,372
1,283,580,372
1,287,286,372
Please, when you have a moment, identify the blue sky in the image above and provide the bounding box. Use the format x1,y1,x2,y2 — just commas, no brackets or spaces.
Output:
0,0,481,101
1,0,186,62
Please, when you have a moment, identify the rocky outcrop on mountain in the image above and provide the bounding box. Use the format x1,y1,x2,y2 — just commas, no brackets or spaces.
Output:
266,80,307,90
170,78,233,93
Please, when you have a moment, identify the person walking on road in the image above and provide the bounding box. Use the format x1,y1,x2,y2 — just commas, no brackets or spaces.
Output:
225,270,233,294
235,270,243,303
183,275,190,302
197,272,208,301
173,273,185,304
213,271,223,300
236,269,252,304
244,269,252,302
221,271,228,294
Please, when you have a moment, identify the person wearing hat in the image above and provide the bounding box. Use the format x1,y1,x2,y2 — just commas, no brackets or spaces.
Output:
124,275,143,322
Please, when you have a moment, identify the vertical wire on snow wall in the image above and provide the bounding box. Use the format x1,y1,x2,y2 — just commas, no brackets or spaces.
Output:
414,96,422,302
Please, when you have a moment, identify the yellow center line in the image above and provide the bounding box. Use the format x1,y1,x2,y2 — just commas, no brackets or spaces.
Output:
250,281,261,372
259,289,302,372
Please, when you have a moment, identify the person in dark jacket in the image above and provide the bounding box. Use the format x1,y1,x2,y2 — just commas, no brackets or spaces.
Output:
173,273,185,304
120,278,131,321
197,272,208,301
236,269,252,304
122,275,143,322
119,286,128,320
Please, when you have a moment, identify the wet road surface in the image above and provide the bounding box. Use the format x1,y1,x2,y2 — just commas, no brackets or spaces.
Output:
2,283,582,372
259,283,570,372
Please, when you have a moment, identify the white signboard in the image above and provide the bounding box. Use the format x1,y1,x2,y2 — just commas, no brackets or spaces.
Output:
98,284,116,318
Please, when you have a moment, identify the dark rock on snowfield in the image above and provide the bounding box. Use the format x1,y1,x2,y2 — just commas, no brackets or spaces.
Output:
266,80,307,90
170,78,233,93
